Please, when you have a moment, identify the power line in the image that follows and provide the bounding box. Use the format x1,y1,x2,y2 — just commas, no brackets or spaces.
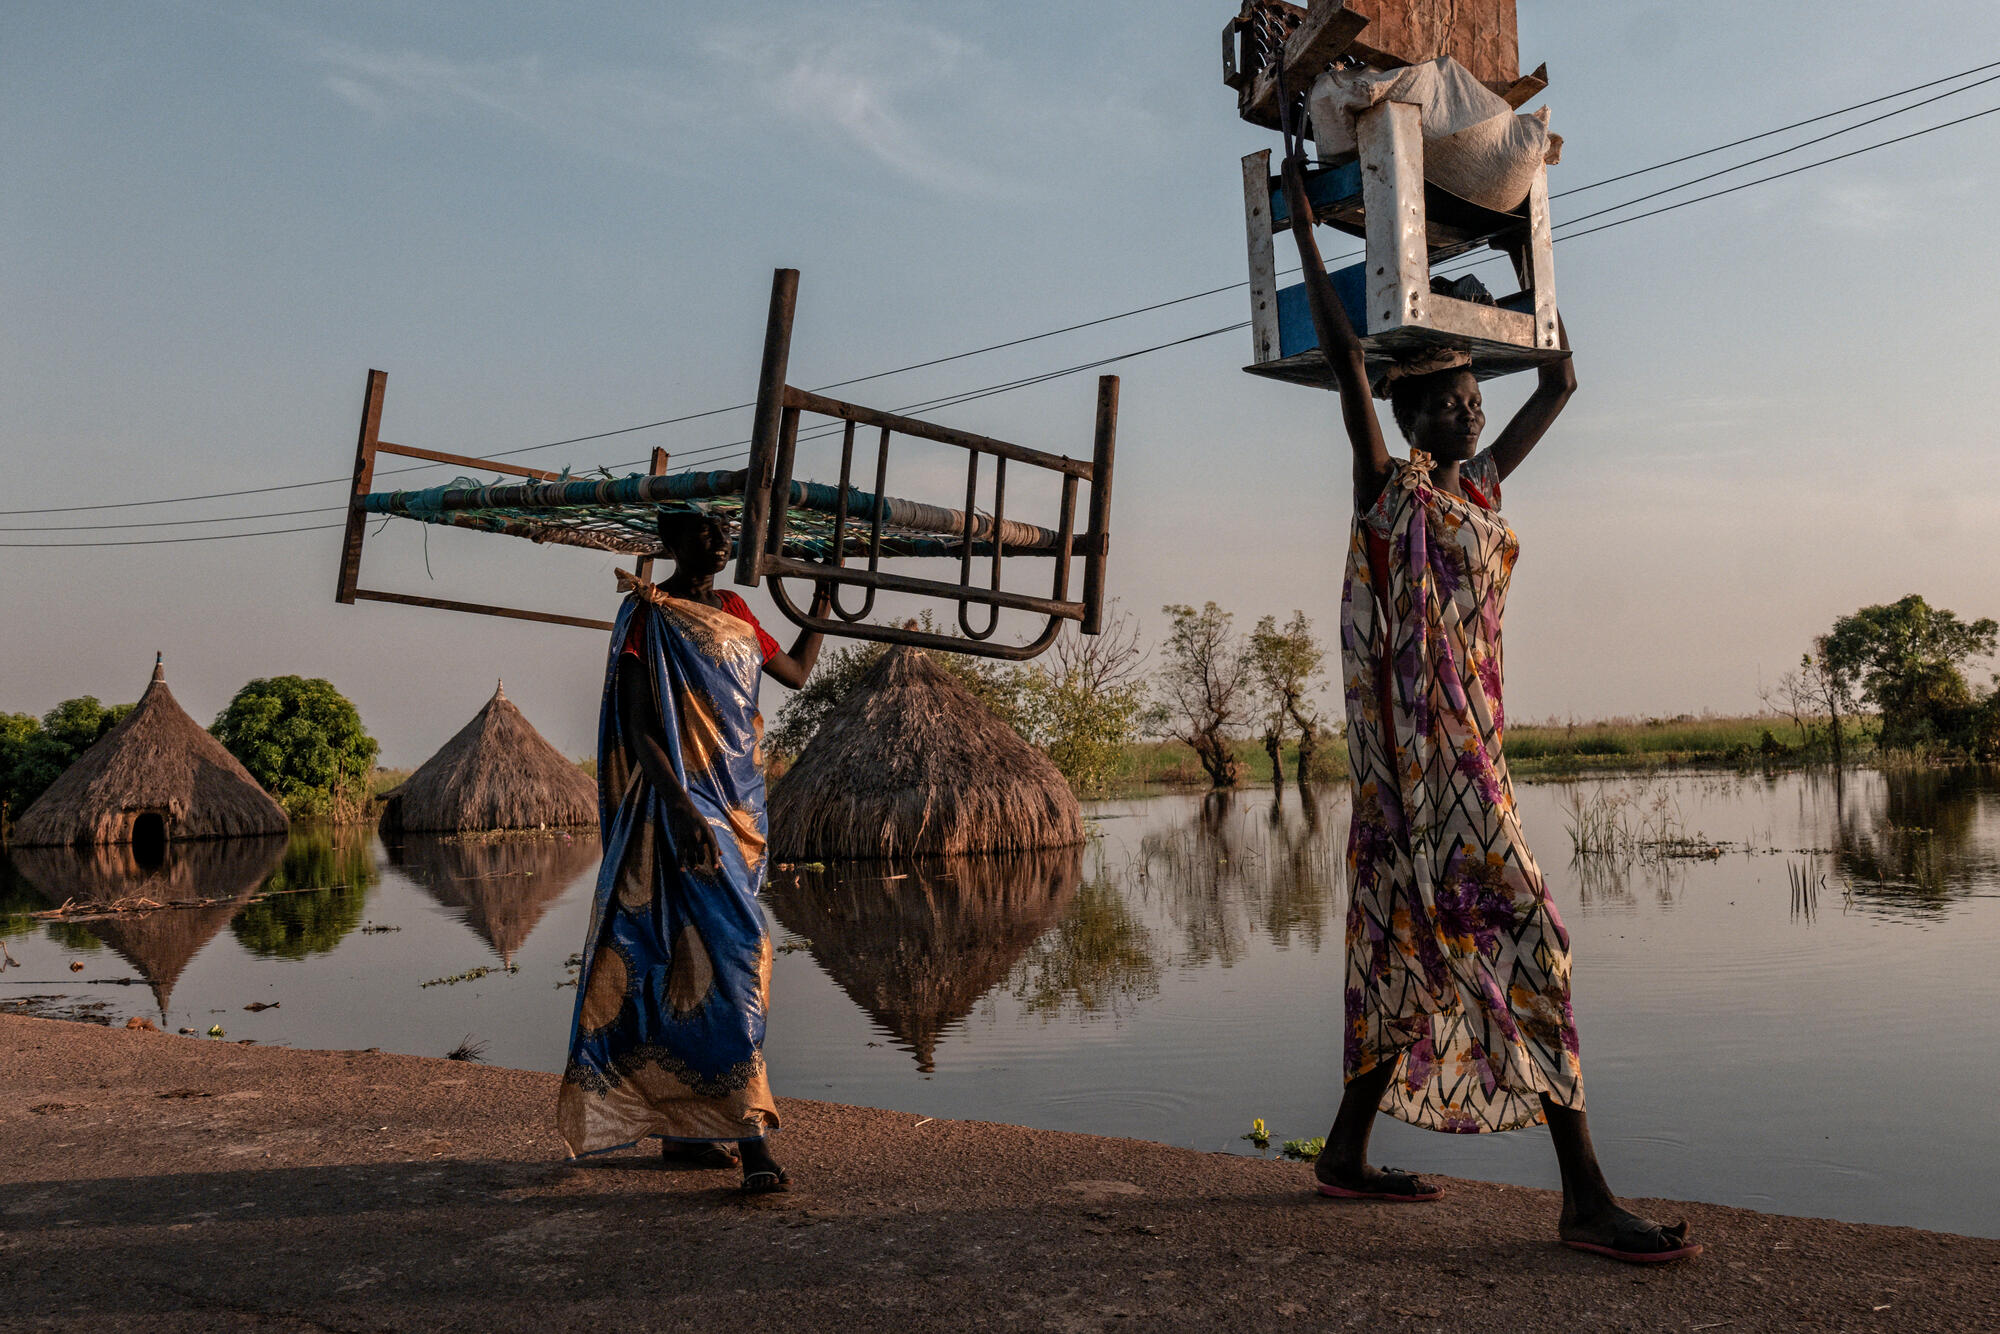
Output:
8,55,1998,529
1553,101,2000,244
6,324,1252,549
1556,57,2000,196
1555,69,2000,230
0,521,350,549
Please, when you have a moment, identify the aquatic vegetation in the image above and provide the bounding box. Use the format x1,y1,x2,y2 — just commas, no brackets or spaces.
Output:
1280,1137,1325,1162
420,964,518,988
1243,1118,1270,1149
446,1034,489,1062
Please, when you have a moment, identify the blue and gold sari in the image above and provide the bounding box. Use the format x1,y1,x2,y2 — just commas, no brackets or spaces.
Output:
557,575,776,1155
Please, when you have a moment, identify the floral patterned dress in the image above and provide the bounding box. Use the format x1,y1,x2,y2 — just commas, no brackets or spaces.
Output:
1340,448,1584,1133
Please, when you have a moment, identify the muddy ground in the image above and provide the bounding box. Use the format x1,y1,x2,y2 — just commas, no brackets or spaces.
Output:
2,1014,1995,1333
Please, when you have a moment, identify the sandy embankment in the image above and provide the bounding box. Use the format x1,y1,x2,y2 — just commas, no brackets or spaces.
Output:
2,1014,1994,1333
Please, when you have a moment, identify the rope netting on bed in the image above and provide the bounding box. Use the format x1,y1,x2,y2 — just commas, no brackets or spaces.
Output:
358,468,1073,561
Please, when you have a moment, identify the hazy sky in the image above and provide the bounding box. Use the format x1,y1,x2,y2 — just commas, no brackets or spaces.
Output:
6,1,2000,766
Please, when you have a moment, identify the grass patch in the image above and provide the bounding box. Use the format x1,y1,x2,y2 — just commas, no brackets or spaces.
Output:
1100,713,1880,796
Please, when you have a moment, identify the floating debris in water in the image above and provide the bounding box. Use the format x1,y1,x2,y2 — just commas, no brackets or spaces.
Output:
243,1001,280,1012
421,965,519,988
360,923,401,934
206,1024,225,1038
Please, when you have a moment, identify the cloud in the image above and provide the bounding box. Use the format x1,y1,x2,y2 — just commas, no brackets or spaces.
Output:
309,42,706,173
302,12,1028,197
701,17,1010,197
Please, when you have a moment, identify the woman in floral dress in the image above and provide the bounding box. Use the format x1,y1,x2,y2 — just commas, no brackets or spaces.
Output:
1280,158,1698,1263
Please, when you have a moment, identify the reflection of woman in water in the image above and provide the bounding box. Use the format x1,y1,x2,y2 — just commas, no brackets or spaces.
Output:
557,510,828,1193
1280,159,1698,1262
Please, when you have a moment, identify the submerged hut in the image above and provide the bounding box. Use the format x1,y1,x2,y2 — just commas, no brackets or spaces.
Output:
12,654,288,849
10,836,286,1018
768,646,1082,860
763,846,1082,1070
392,830,601,963
380,682,596,834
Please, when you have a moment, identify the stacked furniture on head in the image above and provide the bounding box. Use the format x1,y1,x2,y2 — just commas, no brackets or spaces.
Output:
1224,0,1566,388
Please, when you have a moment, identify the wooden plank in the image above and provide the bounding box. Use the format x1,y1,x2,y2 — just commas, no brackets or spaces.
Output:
760,553,1086,621
782,387,1095,479
335,369,386,605
1081,375,1118,636
1496,62,1548,110
352,588,613,632
735,267,798,589
1524,161,1559,349
1356,100,1428,338
1345,0,1518,87
633,446,670,584
1243,0,1369,127
373,442,563,482
1242,150,1281,366
1417,294,1535,346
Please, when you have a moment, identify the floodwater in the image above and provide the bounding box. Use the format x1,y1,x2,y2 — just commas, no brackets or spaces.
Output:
5,767,1999,1239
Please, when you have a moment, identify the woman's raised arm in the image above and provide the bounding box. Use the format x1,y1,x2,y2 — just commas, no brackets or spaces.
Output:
1281,155,1392,511
1484,317,1576,481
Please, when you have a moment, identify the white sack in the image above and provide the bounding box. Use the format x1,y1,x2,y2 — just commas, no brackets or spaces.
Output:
1308,56,1559,213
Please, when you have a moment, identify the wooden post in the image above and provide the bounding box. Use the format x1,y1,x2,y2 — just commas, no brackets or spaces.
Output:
335,369,386,605
736,268,799,589
1242,150,1280,365
1356,100,1429,340
1524,162,1560,350
1081,375,1118,635
633,446,670,584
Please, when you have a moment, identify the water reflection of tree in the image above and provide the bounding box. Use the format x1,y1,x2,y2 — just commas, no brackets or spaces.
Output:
1129,789,1343,966
229,827,380,959
765,847,1083,1070
1832,765,1997,915
9,837,287,1015
389,831,599,964
1008,870,1160,1020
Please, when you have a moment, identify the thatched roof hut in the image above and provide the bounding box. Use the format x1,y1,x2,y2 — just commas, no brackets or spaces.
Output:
12,655,288,848
768,646,1082,859
763,846,1081,1070
391,830,600,963
10,836,286,1017
380,682,596,834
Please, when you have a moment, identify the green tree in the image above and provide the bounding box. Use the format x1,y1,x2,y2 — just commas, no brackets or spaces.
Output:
1820,595,1998,753
1014,607,1148,795
229,829,378,958
1246,611,1331,788
0,698,134,829
211,677,377,821
1150,602,1249,789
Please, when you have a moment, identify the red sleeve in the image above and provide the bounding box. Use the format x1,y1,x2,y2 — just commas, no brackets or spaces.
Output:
715,591,781,664
619,618,644,658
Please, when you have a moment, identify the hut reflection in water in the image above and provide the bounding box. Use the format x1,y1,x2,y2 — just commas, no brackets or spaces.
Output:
764,846,1084,1071
9,836,286,1018
389,831,601,963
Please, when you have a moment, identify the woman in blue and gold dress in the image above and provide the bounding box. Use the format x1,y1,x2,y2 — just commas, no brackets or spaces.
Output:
558,509,828,1192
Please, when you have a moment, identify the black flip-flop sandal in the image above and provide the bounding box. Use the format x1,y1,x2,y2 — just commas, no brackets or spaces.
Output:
1564,1220,1702,1264
740,1168,791,1195
1315,1166,1443,1202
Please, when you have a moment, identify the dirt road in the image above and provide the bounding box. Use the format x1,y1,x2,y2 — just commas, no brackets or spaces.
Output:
3,1015,1993,1332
